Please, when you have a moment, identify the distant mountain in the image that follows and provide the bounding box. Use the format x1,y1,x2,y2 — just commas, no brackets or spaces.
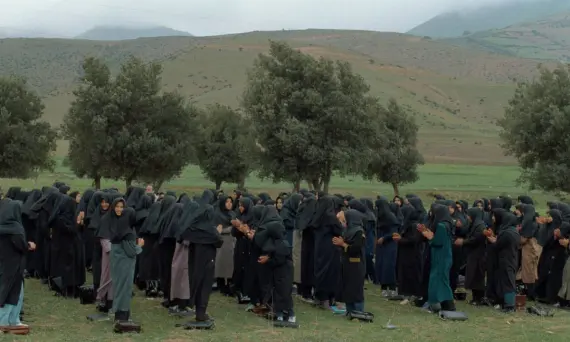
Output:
408,0,570,38
445,11,570,62
0,27,65,38
75,26,193,41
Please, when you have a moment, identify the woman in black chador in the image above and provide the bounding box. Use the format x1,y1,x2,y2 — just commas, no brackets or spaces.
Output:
180,190,223,322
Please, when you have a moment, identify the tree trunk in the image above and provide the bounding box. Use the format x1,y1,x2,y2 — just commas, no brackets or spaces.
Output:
153,180,164,192
125,175,134,189
293,179,301,192
237,177,246,191
392,182,400,196
215,179,223,190
323,179,331,194
93,175,101,189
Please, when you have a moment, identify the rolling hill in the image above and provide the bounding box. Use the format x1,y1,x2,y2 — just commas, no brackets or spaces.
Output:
74,25,193,41
444,11,570,61
408,0,570,38
0,29,553,164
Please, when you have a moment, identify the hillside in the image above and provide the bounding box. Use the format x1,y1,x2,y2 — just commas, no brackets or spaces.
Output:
0,29,551,165
75,26,193,41
408,0,570,38
445,11,570,61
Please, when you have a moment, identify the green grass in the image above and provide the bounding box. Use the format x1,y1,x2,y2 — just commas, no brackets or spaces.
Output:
11,276,570,341
0,161,553,211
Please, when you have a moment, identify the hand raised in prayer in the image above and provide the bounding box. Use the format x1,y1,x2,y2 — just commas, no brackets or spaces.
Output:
217,225,223,234
376,237,384,245
258,255,270,264
137,238,145,247
454,238,464,246
332,236,345,247
239,224,249,234
28,241,36,251
231,219,241,228
421,229,434,240
246,230,255,240
487,236,497,244
392,233,401,242
559,238,570,248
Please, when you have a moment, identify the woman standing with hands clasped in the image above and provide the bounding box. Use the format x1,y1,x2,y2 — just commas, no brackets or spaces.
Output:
0,198,36,334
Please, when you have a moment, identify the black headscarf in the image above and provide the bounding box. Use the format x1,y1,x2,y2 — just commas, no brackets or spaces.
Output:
515,203,538,238
157,203,185,243
213,196,236,227
517,195,534,205
312,196,341,228
6,187,22,200
296,194,317,231
492,208,518,234
344,209,365,244
98,198,137,243
135,194,154,224
21,189,42,218
54,195,78,233
375,198,400,228
180,190,221,245
126,187,146,208
280,193,302,229
0,199,24,236
177,199,200,241
430,203,453,234
251,205,265,229
237,197,254,225
88,192,112,231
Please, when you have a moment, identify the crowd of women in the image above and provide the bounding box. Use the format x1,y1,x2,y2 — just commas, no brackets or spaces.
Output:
1,183,570,334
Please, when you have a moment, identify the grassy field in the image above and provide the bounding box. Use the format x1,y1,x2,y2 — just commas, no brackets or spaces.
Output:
1,163,564,341
10,277,570,342
1,29,560,164
0,161,554,213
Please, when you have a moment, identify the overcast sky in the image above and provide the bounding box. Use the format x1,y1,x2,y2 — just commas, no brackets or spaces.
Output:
0,0,545,36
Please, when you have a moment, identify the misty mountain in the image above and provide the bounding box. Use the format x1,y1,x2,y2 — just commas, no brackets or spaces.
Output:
445,10,570,62
408,0,570,38
0,27,66,38
75,26,193,41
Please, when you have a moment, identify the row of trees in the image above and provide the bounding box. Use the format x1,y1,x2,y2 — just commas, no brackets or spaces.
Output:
0,41,425,194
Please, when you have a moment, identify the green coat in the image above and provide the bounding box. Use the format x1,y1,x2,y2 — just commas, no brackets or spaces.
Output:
111,240,142,313
428,223,454,305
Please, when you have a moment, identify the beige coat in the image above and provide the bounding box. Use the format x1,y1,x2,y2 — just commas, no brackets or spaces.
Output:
293,230,302,284
517,237,541,283
215,226,235,279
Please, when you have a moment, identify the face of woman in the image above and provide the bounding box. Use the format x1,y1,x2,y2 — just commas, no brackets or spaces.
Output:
276,198,283,210
394,198,402,206
75,193,82,203
239,204,245,214
476,202,484,209
225,198,233,211
101,200,110,211
336,211,346,226
448,206,455,215
115,201,124,216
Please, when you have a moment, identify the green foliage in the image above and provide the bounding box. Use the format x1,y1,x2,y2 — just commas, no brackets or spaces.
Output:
363,98,424,195
242,41,379,192
498,65,570,193
62,56,197,188
194,104,254,189
61,57,113,188
0,76,57,178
